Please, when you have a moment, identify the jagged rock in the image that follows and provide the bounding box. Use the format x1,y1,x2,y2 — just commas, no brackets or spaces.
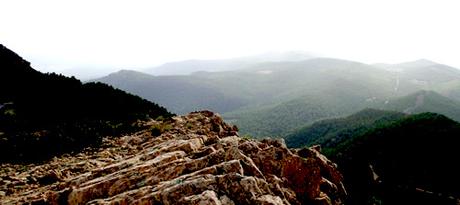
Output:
0,111,346,204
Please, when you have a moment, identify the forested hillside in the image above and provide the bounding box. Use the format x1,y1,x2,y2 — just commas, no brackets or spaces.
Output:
328,113,460,205
0,44,172,162
285,109,406,149
285,109,460,204
382,90,460,121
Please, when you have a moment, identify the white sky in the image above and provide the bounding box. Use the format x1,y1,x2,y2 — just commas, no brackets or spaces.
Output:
1,0,460,73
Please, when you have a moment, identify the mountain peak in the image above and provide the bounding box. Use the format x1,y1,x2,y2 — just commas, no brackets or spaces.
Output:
108,69,152,77
0,44,36,75
145,51,316,76
0,44,28,65
397,58,439,68
413,58,439,65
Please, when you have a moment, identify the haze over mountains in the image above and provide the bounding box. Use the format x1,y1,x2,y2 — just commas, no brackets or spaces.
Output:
94,55,460,137
144,51,316,76
50,51,316,80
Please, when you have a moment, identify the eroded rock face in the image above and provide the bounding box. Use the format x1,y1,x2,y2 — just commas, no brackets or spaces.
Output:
0,111,346,205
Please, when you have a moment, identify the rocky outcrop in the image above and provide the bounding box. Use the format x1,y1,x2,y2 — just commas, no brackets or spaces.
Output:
0,111,346,205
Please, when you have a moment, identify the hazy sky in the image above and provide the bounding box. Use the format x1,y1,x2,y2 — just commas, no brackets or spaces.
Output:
1,0,460,73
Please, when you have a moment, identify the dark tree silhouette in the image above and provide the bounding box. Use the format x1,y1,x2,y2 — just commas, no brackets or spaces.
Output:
0,44,172,162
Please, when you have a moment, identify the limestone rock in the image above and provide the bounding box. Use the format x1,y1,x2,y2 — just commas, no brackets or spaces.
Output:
1,111,346,205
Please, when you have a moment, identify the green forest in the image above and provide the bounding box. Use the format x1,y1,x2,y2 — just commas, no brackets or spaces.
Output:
285,108,460,205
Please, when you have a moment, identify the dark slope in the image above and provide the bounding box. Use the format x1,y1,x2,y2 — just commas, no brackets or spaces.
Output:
285,108,460,204
285,109,406,149
329,113,460,205
0,44,172,162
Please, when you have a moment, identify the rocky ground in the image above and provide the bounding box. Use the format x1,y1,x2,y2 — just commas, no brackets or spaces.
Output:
0,111,346,205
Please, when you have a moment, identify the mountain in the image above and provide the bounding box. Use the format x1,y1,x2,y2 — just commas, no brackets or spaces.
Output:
95,70,248,114
327,113,460,205
285,109,406,149
144,51,315,75
280,108,460,204
58,66,119,81
383,90,460,122
97,58,399,136
97,57,460,138
222,58,401,137
376,59,460,100
1,111,346,205
387,59,438,69
0,44,172,162
374,59,440,71
397,59,460,85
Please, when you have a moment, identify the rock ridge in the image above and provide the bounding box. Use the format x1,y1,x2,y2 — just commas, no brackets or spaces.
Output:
1,111,346,205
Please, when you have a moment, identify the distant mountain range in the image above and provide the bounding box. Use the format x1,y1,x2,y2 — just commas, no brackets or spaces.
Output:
95,56,460,137
144,51,316,76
